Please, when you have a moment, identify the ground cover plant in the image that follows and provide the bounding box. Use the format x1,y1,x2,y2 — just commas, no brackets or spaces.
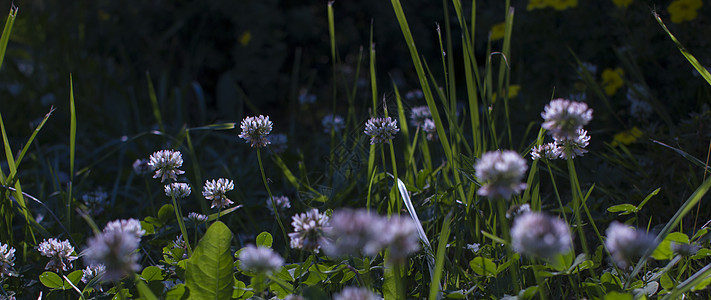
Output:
1,0,711,299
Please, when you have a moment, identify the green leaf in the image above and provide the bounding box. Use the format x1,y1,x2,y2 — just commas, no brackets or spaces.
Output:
469,257,497,277
652,232,689,260
141,266,164,282
518,286,539,300
232,280,246,299
692,275,711,291
634,281,659,298
166,283,188,300
39,272,65,289
65,270,83,285
186,221,234,300
0,5,18,70
158,204,175,224
690,248,711,260
607,204,638,216
256,232,273,248
637,188,660,210
660,273,675,290
604,291,633,300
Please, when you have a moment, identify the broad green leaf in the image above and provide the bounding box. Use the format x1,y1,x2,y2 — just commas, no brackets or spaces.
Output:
186,221,234,300
232,280,246,298
607,204,637,216
604,292,633,300
158,204,175,224
634,281,659,297
652,232,689,260
518,286,539,300
256,232,273,248
469,257,497,277
166,283,188,300
65,270,83,285
141,266,164,282
39,272,65,289
691,248,711,260
692,275,711,291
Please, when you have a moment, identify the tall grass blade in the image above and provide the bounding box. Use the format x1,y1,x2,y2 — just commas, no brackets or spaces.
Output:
654,12,711,87
428,213,451,300
0,5,17,70
146,72,166,135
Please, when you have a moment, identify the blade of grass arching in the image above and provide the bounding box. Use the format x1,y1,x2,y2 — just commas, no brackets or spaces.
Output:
627,174,711,284
67,75,77,233
652,139,711,173
395,177,435,282
146,72,166,136
366,28,378,180
662,263,711,300
654,12,711,87
441,0,457,118
0,5,18,70
14,107,54,168
390,0,466,205
428,213,451,300
462,34,482,156
0,112,32,224
392,83,414,175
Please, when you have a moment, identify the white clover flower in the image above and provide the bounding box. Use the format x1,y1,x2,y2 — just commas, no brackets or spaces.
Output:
333,287,382,300
148,150,186,182
475,150,528,199
322,114,346,133
284,295,305,300
422,119,438,141
239,115,273,148
409,106,432,127
188,212,208,223
202,178,235,209
405,89,424,100
289,209,329,252
266,196,291,214
164,182,191,198
506,203,531,219
104,219,145,239
322,209,383,257
553,128,590,160
511,212,572,259
132,159,151,175
605,221,657,269
364,117,399,144
81,264,105,284
541,98,593,139
37,238,78,272
0,243,16,278
238,245,284,274
84,222,142,282
268,133,288,154
530,142,560,161
371,217,421,263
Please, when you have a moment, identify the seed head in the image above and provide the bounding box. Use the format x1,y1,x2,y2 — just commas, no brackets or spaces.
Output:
239,115,273,148
148,150,186,182
202,178,235,209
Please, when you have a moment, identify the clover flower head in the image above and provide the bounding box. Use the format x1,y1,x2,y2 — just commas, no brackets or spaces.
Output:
369,217,421,263
506,203,531,219
422,119,438,141
188,212,208,223
322,114,345,133
475,150,528,199
605,221,657,269
164,182,191,198
364,117,399,144
202,178,235,209
38,238,78,272
104,218,145,239
132,159,152,175
553,128,590,160
268,133,288,154
148,150,185,182
81,264,106,284
541,98,593,140
322,209,383,257
405,89,424,100
239,115,273,148
409,106,432,127
530,142,560,161
266,196,291,214
511,212,572,259
82,188,108,205
84,220,142,281
0,243,16,278
238,245,284,274
289,209,329,252
334,287,382,300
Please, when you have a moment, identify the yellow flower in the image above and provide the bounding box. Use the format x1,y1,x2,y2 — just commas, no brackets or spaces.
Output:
492,85,521,102
611,126,643,147
612,0,633,8
601,68,624,96
491,22,506,41
668,0,703,23
239,31,252,46
527,0,548,11
550,0,578,10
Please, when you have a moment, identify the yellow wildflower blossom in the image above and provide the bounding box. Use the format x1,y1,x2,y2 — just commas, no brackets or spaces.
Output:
611,126,643,147
601,68,624,96
239,31,252,46
492,85,521,102
550,0,578,10
667,0,703,23
612,0,633,8
491,22,506,41
527,0,548,11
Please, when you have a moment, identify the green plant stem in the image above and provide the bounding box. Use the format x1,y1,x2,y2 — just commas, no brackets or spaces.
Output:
496,198,520,293
257,149,289,253
546,163,568,224
170,194,192,256
388,142,401,214
393,261,405,299
566,159,589,257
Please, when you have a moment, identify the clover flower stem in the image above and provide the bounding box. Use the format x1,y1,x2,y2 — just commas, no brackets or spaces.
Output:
388,142,401,214
379,145,392,215
545,163,569,224
256,149,289,256
170,194,192,256
143,178,156,216
393,260,405,299
496,197,520,294
366,167,377,213
532,259,549,300
565,159,590,257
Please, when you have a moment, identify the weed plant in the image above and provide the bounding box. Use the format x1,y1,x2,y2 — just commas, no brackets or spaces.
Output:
1,1,711,299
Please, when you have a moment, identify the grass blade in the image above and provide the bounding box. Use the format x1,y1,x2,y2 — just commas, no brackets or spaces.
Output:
653,12,711,87
0,5,18,70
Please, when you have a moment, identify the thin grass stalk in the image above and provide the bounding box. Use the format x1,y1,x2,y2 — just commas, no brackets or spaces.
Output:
170,194,192,256
565,159,590,258
256,149,289,253
67,75,77,235
428,213,452,300
146,72,166,137
0,5,18,70
388,143,401,213
496,197,520,293
184,131,208,214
